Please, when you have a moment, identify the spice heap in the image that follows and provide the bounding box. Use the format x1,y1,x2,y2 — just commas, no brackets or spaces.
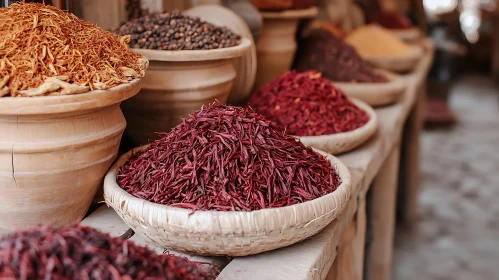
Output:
126,0,148,20
118,104,340,212
0,225,213,280
115,11,241,50
294,28,387,83
248,71,370,136
0,3,148,98
346,25,411,57
372,11,412,29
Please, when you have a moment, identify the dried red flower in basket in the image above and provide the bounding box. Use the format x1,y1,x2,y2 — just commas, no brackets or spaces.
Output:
248,70,370,137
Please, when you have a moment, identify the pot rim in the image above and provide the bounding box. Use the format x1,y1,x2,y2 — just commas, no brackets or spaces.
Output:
0,79,142,116
131,38,252,62
260,7,318,20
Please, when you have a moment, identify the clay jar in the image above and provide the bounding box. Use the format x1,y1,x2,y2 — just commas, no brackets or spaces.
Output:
122,39,251,146
185,5,259,105
0,80,141,233
255,7,317,88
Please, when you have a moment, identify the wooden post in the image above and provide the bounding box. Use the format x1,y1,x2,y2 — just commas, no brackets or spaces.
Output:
325,198,367,280
401,82,425,227
368,142,401,280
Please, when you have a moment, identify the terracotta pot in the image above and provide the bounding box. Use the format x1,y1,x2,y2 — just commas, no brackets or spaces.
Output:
122,39,251,146
0,80,141,233
255,7,317,89
185,5,258,105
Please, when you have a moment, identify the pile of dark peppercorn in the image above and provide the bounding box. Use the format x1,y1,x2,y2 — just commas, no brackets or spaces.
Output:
293,28,388,83
115,11,242,50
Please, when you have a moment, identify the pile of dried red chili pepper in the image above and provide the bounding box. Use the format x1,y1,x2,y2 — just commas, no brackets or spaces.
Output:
0,225,214,279
248,70,370,136
117,104,341,212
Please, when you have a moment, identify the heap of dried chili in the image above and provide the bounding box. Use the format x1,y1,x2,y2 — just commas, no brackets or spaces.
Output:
248,70,370,136
117,104,341,212
0,225,214,280
0,3,148,97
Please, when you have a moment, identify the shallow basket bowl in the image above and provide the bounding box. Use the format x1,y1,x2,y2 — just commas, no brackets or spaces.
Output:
333,69,406,107
299,98,378,155
363,45,423,73
104,146,352,256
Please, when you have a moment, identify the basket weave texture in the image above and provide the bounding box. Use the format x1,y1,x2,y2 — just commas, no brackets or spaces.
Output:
104,147,352,256
299,98,378,155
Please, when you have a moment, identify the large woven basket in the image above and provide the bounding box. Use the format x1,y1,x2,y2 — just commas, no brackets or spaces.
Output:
104,147,352,256
299,98,378,155
334,69,406,107
363,45,423,73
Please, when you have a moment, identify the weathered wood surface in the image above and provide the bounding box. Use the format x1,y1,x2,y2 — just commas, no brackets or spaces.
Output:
81,41,434,280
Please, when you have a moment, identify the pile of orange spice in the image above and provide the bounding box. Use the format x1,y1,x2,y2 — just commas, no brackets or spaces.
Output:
0,3,148,97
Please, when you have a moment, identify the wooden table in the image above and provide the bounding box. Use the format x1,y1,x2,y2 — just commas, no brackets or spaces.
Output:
82,41,434,280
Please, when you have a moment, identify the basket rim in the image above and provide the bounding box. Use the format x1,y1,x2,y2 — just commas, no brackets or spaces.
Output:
104,146,352,218
260,7,318,19
332,68,406,87
298,98,378,144
362,44,423,63
131,38,252,62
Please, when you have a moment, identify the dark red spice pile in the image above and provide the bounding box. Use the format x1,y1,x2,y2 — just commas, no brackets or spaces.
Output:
248,70,370,136
0,225,213,280
372,11,412,29
293,28,387,83
118,104,340,212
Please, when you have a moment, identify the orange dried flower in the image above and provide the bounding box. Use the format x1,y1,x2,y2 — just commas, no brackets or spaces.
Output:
0,3,148,97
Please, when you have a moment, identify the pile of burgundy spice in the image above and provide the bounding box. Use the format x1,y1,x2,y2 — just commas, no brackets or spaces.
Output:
118,104,341,211
248,70,370,136
0,225,213,280
294,28,387,83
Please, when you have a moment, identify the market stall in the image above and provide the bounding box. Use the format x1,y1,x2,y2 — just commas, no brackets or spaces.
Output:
0,1,435,279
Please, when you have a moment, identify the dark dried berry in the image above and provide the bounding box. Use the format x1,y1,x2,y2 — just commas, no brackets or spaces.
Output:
115,11,241,51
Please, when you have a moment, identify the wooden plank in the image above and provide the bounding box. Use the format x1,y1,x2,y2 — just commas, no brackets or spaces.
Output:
326,197,366,280
368,143,402,280
80,205,130,238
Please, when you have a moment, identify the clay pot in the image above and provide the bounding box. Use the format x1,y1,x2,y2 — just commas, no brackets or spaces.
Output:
255,7,317,88
122,39,251,146
185,5,258,105
0,80,141,233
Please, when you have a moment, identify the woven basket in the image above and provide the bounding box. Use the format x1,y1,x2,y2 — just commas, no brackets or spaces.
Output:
104,147,352,256
363,45,423,73
298,98,378,155
334,69,406,107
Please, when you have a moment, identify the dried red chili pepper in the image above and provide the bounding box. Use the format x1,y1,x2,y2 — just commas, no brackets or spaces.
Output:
117,104,341,212
248,70,370,137
0,225,214,280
